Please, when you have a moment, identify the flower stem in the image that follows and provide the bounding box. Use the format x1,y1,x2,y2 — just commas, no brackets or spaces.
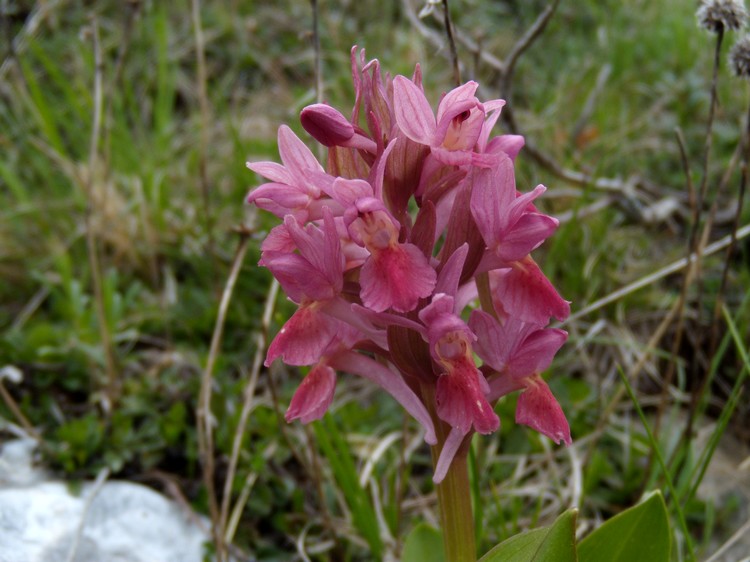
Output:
435,446,476,562
423,383,476,562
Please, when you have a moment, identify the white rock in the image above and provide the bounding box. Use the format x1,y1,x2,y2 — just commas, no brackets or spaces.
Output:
0,440,210,562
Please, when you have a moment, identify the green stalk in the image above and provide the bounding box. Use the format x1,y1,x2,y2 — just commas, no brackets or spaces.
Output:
423,383,476,562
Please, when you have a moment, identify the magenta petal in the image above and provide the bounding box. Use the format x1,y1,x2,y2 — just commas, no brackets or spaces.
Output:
469,309,526,371
330,351,437,445
285,363,337,423
330,177,373,206
430,145,474,166
470,156,516,245
360,242,437,313
487,373,525,402
498,213,559,263
486,134,525,161
433,427,468,484
263,251,334,302
504,185,547,231
300,103,355,147
476,99,506,151
260,224,296,254
491,259,571,324
516,376,572,446
436,81,479,123
436,359,499,434
246,161,294,184
393,75,436,145
247,182,310,211
265,305,339,366
435,243,469,297
277,125,324,177
506,328,568,379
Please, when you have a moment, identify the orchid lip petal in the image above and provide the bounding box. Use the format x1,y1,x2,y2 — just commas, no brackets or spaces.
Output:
285,363,337,423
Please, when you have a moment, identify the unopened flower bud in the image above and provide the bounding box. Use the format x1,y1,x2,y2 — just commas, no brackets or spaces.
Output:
697,0,747,33
300,103,355,147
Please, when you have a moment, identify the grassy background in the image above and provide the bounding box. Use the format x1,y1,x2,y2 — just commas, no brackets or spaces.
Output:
1,0,749,560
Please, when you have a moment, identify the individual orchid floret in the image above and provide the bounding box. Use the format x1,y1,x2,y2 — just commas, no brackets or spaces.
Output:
247,125,336,221
345,197,436,312
470,310,571,445
516,374,572,447
263,209,348,366
489,257,571,325
393,76,504,167
471,155,559,266
420,294,499,435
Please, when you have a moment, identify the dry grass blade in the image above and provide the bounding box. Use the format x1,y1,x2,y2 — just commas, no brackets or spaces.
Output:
83,16,119,406
562,223,750,325
197,230,252,562
64,467,111,562
219,276,279,542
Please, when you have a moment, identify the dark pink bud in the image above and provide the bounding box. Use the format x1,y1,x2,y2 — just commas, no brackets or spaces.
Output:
301,103,355,147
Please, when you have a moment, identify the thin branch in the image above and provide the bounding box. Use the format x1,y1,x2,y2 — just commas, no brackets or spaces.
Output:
400,0,468,79
441,0,461,86
705,516,750,562
656,29,725,443
498,0,560,96
501,104,647,194
403,0,665,198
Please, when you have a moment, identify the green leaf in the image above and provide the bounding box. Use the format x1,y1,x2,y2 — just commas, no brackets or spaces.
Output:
578,491,671,562
401,523,445,562
479,509,577,562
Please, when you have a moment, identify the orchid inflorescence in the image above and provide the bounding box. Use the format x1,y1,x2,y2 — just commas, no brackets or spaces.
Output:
246,47,572,483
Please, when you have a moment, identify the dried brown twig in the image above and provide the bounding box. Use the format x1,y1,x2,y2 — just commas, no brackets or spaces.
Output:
441,0,461,86
496,0,560,97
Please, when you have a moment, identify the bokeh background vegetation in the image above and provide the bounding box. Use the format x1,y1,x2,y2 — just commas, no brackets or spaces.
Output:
1,0,749,560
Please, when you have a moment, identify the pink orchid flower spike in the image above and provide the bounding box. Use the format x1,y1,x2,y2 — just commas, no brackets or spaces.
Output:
245,46,571,485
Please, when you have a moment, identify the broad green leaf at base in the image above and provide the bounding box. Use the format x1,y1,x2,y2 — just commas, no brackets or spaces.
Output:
479,509,577,562
401,523,445,562
578,490,671,562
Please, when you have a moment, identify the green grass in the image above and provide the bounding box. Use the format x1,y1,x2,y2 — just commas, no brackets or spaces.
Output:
1,1,749,560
